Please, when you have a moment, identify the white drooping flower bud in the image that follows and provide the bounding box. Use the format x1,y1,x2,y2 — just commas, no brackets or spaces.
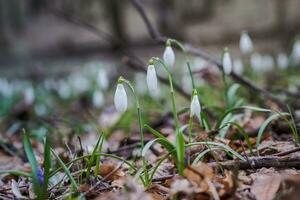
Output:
233,59,244,75
163,42,175,68
262,55,274,71
239,31,253,54
24,86,35,105
222,48,232,75
97,68,109,90
93,90,104,108
290,40,300,65
250,53,263,72
146,60,158,96
114,82,127,112
277,53,289,70
190,90,201,119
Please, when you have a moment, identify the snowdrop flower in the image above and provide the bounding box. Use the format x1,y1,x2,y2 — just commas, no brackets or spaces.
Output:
57,81,71,99
290,40,300,65
222,48,232,75
239,31,253,54
114,80,127,112
93,90,104,108
233,59,244,75
97,68,109,90
24,86,35,105
250,53,263,72
163,41,175,68
277,53,289,69
262,55,274,71
146,59,158,96
190,90,201,119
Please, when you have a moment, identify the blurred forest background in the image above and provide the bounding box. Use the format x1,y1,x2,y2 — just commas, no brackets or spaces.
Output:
1,0,300,77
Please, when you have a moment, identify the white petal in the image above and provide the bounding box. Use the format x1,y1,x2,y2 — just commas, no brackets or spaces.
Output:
277,53,288,69
291,40,300,65
222,52,232,75
114,83,127,112
163,46,175,68
97,68,109,90
190,95,201,119
239,32,253,54
146,65,158,95
93,90,104,108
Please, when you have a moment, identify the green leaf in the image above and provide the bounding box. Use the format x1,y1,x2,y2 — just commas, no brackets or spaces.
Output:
256,112,289,148
176,130,185,175
227,84,240,108
23,130,42,199
51,149,78,192
192,147,220,165
144,124,175,150
0,170,31,177
86,133,103,179
200,111,212,131
43,137,51,198
187,141,246,161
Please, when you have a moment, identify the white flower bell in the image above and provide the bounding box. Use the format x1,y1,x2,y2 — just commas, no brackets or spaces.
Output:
239,31,253,54
277,53,288,70
291,40,300,65
93,90,104,108
146,60,158,96
163,41,175,68
222,48,232,75
97,68,109,90
114,82,127,112
190,90,201,120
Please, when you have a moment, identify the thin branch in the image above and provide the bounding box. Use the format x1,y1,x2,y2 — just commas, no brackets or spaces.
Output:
209,156,300,170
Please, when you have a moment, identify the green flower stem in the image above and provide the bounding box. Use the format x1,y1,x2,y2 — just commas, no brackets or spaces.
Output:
187,116,193,165
168,39,195,89
152,57,179,129
118,77,149,184
152,57,185,175
222,71,229,108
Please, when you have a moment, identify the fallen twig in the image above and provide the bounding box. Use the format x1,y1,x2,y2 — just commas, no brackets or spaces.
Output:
209,156,300,170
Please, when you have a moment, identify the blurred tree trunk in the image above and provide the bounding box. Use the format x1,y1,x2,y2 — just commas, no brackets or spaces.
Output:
155,0,183,39
104,0,126,49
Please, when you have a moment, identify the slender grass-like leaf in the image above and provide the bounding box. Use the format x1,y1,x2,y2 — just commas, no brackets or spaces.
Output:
256,112,289,148
144,124,175,150
23,130,42,199
200,111,212,131
216,106,272,129
175,130,185,175
51,149,78,192
227,84,240,108
94,132,105,176
225,121,253,155
187,141,245,161
86,133,103,180
43,137,51,199
49,153,137,178
192,147,220,165
0,170,31,177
